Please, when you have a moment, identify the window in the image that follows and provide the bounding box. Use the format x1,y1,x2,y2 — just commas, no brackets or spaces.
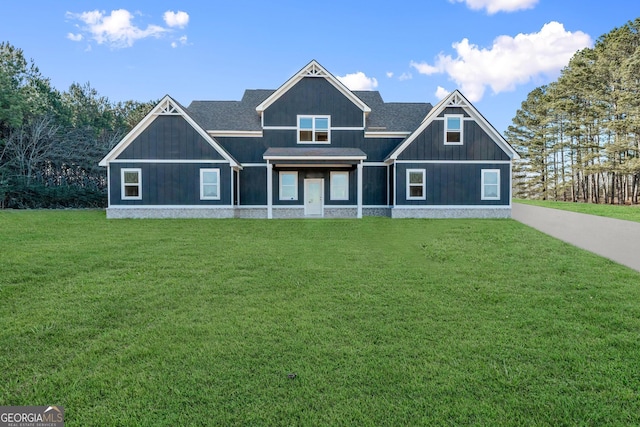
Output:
200,169,220,200
330,171,349,200
121,168,142,200
406,169,426,200
279,171,298,200
298,116,330,143
481,169,500,200
445,115,463,144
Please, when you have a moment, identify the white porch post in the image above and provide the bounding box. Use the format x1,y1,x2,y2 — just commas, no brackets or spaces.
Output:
357,161,363,219
267,161,273,219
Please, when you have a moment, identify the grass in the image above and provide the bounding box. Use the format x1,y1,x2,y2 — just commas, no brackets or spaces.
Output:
1,210,640,426
515,198,640,223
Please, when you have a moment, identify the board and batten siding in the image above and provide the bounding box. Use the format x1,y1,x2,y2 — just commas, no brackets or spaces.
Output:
239,166,267,206
109,163,232,205
263,77,364,128
395,163,510,206
117,115,226,161
397,120,510,161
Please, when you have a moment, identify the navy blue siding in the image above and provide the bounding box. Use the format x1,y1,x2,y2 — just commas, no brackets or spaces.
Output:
263,78,364,128
395,163,510,205
110,163,232,205
118,115,225,160
363,166,388,205
239,167,267,205
398,120,510,161
438,107,471,117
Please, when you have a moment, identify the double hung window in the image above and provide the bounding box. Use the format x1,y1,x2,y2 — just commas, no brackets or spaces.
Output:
481,169,500,200
121,168,142,200
445,115,463,144
279,171,298,200
298,116,330,143
200,169,220,200
406,169,426,200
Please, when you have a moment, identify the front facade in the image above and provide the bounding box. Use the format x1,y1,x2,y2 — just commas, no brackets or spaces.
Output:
99,60,519,219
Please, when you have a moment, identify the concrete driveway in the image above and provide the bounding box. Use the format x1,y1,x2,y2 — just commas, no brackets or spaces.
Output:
512,203,640,273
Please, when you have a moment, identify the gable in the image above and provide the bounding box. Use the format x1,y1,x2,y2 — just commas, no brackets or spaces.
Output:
387,90,519,162
117,115,226,160
263,77,365,127
99,96,239,167
255,60,370,120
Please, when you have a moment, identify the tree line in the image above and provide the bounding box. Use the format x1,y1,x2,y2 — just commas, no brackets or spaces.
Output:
0,42,155,208
507,18,640,204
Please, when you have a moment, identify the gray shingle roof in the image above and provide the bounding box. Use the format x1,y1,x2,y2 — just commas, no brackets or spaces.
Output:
187,89,431,133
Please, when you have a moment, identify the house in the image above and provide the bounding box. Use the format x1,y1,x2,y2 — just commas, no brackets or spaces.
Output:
99,60,519,219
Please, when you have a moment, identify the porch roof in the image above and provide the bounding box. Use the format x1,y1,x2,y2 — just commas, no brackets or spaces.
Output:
263,147,367,162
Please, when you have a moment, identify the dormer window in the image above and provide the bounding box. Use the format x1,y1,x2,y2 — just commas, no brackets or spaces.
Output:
445,115,463,145
298,116,330,143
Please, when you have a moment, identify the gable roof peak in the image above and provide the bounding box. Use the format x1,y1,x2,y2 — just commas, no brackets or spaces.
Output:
255,60,371,114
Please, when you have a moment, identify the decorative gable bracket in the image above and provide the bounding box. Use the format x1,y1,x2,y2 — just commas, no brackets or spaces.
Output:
446,92,468,108
156,98,181,115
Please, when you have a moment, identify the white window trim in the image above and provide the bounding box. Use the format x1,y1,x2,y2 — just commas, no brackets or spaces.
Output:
297,115,331,144
481,169,501,200
121,168,142,200
406,169,426,201
200,168,221,200
444,114,464,145
330,171,349,201
279,171,298,200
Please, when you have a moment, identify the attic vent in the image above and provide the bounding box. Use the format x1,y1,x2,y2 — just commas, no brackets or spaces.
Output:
447,93,468,108
157,99,180,115
304,63,328,77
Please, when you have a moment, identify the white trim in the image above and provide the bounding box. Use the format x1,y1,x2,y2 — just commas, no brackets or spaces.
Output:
330,171,349,201
106,166,111,208
364,131,410,138
267,162,273,219
200,168,221,200
261,125,364,131
386,90,519,161
207,130,263,137
481,169,501,201
297,115,331,144
242,163,268,167
357,162,363,218
264,155,367,161
256,60,371,115
279,171,298,201
406,169,426,201
272,163,353,168
444,114,464,145
363,162,388,167
394,160,512,164
121,168,142,200
262,126,297,130
108,159,230,164
99,95,239,168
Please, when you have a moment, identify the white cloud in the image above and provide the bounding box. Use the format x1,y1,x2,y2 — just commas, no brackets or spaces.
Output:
171,36,188,48
386,71,394,78
411,22,592,101
66,9,190,49
398,72,413,81
337,71,379,91
435,86,451,99
164,11,189,28
67,33,83,42
450,0,539,14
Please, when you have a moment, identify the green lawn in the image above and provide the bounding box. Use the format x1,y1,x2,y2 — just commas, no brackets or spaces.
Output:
515,198,640,223
2,211,640,426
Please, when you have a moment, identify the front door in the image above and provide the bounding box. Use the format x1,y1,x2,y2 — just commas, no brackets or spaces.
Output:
304,179,324,216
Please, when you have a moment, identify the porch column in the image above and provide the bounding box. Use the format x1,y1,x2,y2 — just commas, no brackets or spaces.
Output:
267,161,273,219
357,161,363,219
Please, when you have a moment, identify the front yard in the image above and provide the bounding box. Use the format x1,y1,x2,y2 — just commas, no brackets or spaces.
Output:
1,211,639,425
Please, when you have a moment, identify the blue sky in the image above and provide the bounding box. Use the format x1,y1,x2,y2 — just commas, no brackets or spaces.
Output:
1,1,638,133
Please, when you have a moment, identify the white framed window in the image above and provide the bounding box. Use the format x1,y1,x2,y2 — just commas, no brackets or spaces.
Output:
444,114,463,145
481,169,500,200
330,171,349,200
121,168,142,200
406,169,426,200
200,168,220,200
279,171,298,200
298,115,330,143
